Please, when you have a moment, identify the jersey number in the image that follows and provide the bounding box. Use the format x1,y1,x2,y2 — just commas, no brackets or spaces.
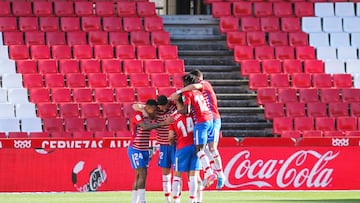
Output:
194,94,210,112
177,117,194,138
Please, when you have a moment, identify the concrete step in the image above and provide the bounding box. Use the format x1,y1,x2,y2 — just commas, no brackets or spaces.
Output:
179,50,232,56
218,106,264,114
162,15,219,25
217,93,257,100
183,57,237,66
213,85,253,94
222,129,273,137
218,99,258,107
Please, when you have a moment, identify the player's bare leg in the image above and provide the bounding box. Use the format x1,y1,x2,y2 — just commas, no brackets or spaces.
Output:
135,167,147,203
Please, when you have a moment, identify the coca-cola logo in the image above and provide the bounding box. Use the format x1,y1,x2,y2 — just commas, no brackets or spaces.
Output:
224,150,339,189
72,161,107,192
332,138,349,147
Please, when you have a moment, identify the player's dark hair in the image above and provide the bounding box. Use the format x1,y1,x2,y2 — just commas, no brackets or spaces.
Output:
145,99,158,106
182,74,197,85
189,69,202,78
177,93,184,105
157,95,168,106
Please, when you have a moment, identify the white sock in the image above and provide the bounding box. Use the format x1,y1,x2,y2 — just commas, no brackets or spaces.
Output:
172,176,181,203
131,190,138,203
211,149,225,178
189,176,197,202
138,189,146,203
163,174,172,202
197,150,213,178
205,147,216,170
196,178,203,203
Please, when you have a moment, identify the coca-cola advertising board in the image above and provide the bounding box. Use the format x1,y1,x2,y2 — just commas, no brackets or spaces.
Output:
0,138,359,192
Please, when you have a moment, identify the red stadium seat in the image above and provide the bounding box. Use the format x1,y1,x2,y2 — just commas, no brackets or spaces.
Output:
281,17,301,32
52,132,72,138
328,102,349,117
124,17,143,32
23,74,44,89
31,45,50,59
299,89,319,103
34,2,53,17
39,16,60,32
66,73,86,88
136,87,157,102
151,31,171,46
80,59,101,73
46,32,66,46
212,2,231,18
246,31,266,47
249,73,268,90
232,2,252,17
261,17,280,32
264,103,284,120
37,103,58,118
278,88,297,103
337,117,357,132
25,32,44,46
73,131,93,139
226,31,246,49
9,45,29,60
108,73,128,88
285,102,306,118
66,31,87,46
129,73,150,87
36,59,57,74
115,88,136,103
87,73,108,88
256,87,276,105
64,118,85,132
320,88,341,103
12,2,32,16
44,74,65,88
262,60,282,74
94,88,115,103
315,117,335,132
0,1,11,17
158,45,178,60
288,32,308,46
306,102,327,117
60,17,80,32
171,73,185,88
102,17,122,32
109,32,129,46
59,103,80,118
253,2,272,17
137,45,157,59
130,31,150,46
29,132,51,138
270,74,290,88
312,73,332,88
0,17,17,32
282,59,302,74
89,31,108,46
73,45,93,59
102,103,123,119
275,46,294,60
219,16,239,33
151,73,170,87
52,88,72,103
144,16,164,32
240,60,261,76
116,2,136,17
3,32,24,45
342,89,360,103
75,2,93,16
273,117,293,135
29,88,51,103
96,2,115,17
123,59,143,74
93,45,113,59
241,17,260,32
164,59,185,74
86,117,107,132
255,46,274,60
291,73,311,89
294,2,314,17
303,59,324,74
72,88,93,103
54,1,74,17
333,74,353,88
234,46,253,62
143,60,164,74
102,59,122,74
294,117,314,132
273,2,293,17
81,16,101,31
43,118,64,132
296,46,316,60
16,60,37,74
107,117,128,132
268,31,287,46
59,60,80,74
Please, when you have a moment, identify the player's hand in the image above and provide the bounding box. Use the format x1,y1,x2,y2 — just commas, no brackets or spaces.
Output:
170,92,180,101
163,117,175,125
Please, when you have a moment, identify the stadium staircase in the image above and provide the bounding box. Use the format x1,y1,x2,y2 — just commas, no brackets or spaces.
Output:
163,15,273,137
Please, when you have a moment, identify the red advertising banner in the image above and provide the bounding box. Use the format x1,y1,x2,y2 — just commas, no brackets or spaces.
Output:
0,138,360,192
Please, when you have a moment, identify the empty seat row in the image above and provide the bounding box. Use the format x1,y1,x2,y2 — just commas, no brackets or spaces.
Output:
234,45,316,61
22,72,183,89
0,16,163,32
314,2,360,17
212,1,315,18
0,103,36,118
273,116,360,136
27,86,178,104
15,58,184,74
3,30,170,47
302,16,360,33
316,46,360,61
0,1,156,17
220,16,302,33
0,117,42,133
227,31,309,49
0,88,30,104
0,130,131,139
256,87,359,105
265,101,360,120
310,32,360,48
8,44,178,60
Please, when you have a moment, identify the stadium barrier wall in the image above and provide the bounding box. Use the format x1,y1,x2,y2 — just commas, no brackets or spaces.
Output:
0,137,359,192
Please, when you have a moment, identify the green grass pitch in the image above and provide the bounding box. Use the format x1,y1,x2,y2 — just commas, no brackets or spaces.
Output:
1,191,360,203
